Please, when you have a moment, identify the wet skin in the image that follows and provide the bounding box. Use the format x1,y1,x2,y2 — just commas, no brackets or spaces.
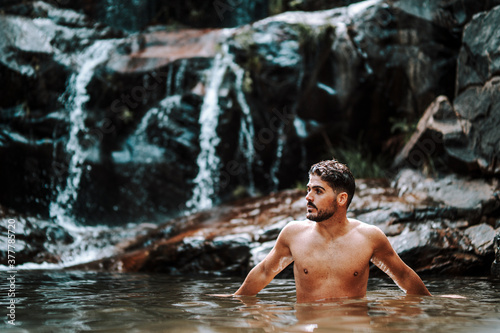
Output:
234,175,431,302
289,219,374,302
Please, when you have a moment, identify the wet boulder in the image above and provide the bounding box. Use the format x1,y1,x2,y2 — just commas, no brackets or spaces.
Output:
451,79,500,175
393,30,500,176
0,1,124,217
392,96,463,172
386,224,483,275
104,233,253,276
227,0,463,161
0,213,71,266
272,0,366,12
385,222,498,276
492,232,500,277
464,224,497,257
353,169,499,275
70,93,204,224
0,15,70,110
445,4,500,175
353,169,499,228
69,174,499,277
451,4,500,175
69,190,306,275
456,4,500,93
389,0,500,35
51,0,269,30
0,1,123,110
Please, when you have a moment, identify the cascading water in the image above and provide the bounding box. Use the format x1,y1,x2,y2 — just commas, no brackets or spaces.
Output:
40,55,184,269
222,0,268,27
232,64,256,196
125,95,181,162
186,47,229,211
270,123,286,191
269,60,306,191
187,43,257,212
49,40,117,229
41,39,138,268
175,59,188,92
102,0,150,32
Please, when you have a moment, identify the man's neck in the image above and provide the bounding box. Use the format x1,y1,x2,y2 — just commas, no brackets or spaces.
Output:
314,212,350,239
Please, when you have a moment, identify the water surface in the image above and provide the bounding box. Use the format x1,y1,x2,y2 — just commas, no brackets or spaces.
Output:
1,271,499,332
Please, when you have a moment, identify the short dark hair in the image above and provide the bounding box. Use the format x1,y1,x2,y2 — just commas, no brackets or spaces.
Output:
308,159,356,208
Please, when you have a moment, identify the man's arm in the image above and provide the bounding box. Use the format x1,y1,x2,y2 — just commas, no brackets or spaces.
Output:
234,226,293,296
370,227,431,296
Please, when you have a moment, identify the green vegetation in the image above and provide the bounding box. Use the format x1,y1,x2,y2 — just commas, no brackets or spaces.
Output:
328,146,387,179
268,0,285,16
232,27,258,51
294,180,307,191
242,71,253,93
232,185,250,200
295,23,335,52
321,133,389,179
389,116,418,144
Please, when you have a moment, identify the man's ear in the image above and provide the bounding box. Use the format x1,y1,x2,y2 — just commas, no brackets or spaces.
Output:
337,192,348,207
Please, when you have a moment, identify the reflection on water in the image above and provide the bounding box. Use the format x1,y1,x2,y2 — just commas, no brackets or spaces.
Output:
1,271,499,332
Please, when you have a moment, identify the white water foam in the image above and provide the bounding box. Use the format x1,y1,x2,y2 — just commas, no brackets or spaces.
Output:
186,45,230,211
187,42,258,211
232,63,256,196
0,222,152,270
127,95,181,162
49,40,118,231
270,123,286,191
42,39,140,268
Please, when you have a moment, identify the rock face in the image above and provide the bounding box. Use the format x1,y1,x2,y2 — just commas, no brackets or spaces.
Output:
1,1,500,275
37,0,269,30
0,2,123,218
70,190,305,275
394,4,500,175
69,168,499,277
392,96,463,171
492,232,500,277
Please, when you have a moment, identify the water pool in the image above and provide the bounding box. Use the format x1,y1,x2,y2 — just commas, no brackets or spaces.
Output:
1,270,499,332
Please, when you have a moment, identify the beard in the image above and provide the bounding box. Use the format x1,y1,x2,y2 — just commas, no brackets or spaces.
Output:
306,200,337,222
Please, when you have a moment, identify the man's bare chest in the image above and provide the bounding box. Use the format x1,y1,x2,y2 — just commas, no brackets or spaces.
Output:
290,236,373,278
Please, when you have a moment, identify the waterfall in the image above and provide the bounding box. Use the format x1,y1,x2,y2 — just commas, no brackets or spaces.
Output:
102,0,149,32
186,47,229,211
175,59,188,93
270,123,285,191
49,40,117,230
187,42,258,212
125,95,181,162
232,64,256,196
166,64,174,96
294,117,309,173
35,39,146,269
222,0,268,27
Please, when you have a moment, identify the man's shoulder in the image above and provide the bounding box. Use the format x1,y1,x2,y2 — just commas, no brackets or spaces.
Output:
274,220,311,245
349,219,385,238
281,219,313,234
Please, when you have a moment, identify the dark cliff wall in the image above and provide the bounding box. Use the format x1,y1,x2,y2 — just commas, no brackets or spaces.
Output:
0,0,499,225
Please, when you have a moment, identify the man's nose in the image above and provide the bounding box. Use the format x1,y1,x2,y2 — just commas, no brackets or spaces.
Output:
305,192,313,202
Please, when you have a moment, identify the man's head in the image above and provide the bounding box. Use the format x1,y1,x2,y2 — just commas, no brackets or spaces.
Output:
308,159,355,209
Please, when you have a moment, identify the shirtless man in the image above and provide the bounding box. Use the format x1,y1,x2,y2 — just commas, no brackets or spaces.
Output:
234,159,431,302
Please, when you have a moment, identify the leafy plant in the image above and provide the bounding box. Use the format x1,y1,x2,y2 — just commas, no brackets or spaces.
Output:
321,133,389,179
389,116,418,143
